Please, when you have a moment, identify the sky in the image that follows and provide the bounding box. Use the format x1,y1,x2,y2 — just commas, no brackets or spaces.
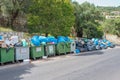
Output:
72,0,120,7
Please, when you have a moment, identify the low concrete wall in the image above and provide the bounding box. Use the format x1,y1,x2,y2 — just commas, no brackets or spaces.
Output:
0,32,24,40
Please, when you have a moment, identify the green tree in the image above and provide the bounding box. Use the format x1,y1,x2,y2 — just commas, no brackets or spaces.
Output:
73,2,103,38
103,18,120,37
27,0,75,36
0,0,25,29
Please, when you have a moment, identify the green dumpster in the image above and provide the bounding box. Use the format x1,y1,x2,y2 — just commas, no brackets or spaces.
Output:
65,42,71,53
56,42,66,55
30,45,44,60
45,44,56,57
0,48,14,64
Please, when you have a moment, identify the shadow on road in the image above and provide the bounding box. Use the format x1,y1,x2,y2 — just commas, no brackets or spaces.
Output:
76,50,104,56
0,63,35,80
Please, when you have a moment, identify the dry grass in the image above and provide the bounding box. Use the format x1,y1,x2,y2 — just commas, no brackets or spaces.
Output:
106,34,120,44
0,26,13,32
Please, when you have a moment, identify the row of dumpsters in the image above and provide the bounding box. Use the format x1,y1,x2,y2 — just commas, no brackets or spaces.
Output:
0,42,76,65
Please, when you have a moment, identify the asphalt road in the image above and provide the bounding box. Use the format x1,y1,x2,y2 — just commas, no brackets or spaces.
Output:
0,47,120,80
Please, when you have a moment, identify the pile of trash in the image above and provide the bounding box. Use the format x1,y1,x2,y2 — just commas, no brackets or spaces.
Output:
76,38,115,52
0,34,74,47
31,35,57,46
30,35,73,46
57,36,73,43
0,35,29,48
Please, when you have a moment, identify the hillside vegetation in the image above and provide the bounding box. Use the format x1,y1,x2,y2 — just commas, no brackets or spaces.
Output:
0,0,120,38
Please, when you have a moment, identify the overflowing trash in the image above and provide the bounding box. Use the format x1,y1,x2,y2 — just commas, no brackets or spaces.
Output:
0,32,116,65
76,38,115,52
30,35,58,46
57,36,73,43
76,40,88,52
30,35,73,46
0,34,29,48
0,33,116,53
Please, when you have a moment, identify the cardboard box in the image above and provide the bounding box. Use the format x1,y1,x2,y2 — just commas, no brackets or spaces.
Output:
0,40,4,45
0,43,7,48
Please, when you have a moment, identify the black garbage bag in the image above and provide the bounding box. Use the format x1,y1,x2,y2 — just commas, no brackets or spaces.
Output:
87,45,96,51
76,46,88,52
76,41,83,47
86,41,96,51
14,42,23,47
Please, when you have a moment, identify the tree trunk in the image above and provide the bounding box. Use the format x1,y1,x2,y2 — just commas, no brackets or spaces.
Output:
45,33,48,37
10,9,19,29
77,28,83,37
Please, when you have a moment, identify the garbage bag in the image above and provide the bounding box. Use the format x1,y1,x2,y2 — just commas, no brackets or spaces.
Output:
100,43,108,49
84,38,88,43
14,42,22,47
103,39,107,43
94,41,98,45
64,36,71,42
106,41,115,48
47,37,57,44
67,37,74,42
87,45,95,51
75,49,80,54
41,42,46,45
92,38,95,42
0,35,3,40
5,38,11,46
95,45,101,50
22,39,28,47
76,41,83,47
39,36,47,43
57,36,66,43
76,46,88,52
31,36,40,46
94,38,99,45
